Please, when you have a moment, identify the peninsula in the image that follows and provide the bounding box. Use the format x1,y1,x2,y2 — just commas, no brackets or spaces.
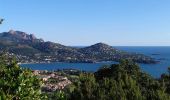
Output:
0,30,157,64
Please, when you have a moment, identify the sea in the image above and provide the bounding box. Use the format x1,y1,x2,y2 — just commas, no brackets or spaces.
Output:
20,46,170,78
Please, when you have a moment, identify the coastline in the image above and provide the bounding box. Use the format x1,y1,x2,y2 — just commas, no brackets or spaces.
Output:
18,60,157,65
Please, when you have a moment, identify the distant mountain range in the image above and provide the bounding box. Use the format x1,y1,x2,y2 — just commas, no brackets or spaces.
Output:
0,30,157,64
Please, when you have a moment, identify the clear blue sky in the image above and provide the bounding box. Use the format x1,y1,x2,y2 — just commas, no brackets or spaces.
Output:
0,0,170,46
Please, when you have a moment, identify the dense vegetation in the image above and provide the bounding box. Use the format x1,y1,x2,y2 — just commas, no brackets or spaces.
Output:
67,60,170,100
0,54,45,99
0,52,170,100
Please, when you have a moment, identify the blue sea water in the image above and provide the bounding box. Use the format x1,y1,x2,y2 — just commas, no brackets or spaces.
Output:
115,46,170,78
21,46,170,78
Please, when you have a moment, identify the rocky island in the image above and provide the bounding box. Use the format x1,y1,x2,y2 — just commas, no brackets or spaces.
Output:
0,30,157,64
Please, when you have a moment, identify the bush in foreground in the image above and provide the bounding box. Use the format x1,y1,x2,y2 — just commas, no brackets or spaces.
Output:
0,54,45,100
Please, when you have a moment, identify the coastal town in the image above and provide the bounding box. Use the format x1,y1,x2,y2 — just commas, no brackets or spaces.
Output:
32,69,80,92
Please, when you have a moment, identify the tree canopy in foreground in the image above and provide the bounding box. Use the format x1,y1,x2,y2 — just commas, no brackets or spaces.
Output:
0,54,45,99
69,60,170,100
0,53,170,100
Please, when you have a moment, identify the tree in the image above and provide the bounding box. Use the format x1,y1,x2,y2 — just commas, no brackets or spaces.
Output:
70,73,98,100
47,90,67,100
160,67,170,95
0,18,4,24
69,60,170,100
0,53,45,99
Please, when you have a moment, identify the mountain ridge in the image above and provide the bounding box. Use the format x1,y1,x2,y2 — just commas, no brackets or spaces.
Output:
0,30,157,64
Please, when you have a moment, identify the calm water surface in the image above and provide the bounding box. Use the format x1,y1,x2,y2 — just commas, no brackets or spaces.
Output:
21,46,170,78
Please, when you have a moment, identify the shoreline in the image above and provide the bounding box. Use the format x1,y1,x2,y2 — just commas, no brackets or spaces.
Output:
18,60,158,65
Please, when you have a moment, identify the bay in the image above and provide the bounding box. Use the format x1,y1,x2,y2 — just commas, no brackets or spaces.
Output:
21,46,170,78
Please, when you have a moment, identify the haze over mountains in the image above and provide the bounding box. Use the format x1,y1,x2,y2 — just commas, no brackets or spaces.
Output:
0,30,156,64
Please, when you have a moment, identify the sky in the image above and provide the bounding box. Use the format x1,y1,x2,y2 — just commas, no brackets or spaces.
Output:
0,0,170,46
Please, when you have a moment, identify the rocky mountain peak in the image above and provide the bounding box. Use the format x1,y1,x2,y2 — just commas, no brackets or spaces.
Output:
30,34,36,40
8,29,16,34
3,30,39,41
